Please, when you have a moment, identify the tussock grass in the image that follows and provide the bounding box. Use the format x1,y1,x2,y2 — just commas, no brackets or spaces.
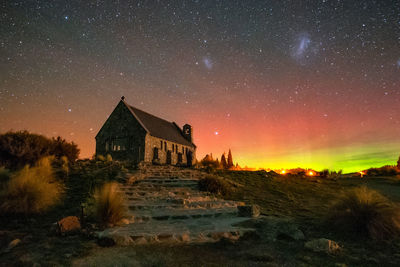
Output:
329,186,400,240
94,182,126,226
198,176,233,196
0,157,64,214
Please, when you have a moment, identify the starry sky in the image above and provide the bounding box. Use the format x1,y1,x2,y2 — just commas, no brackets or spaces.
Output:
1,0,400,173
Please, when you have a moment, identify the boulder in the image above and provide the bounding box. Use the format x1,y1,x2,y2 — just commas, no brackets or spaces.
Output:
97,229,133,246
305,238,341,254
57,216,81,235
237,205,260,218
276,222,305,241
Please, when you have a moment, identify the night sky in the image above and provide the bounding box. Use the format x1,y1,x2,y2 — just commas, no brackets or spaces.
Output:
1,1,400,172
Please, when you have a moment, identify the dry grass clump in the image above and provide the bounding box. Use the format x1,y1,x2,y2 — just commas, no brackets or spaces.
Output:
93,182,126,226
198,176,233,196
0,157,64,215
329,186,400,240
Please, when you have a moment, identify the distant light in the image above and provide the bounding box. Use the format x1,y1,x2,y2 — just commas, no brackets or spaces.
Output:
214,131,219,135
64,16,69,20
68,108,72,112
359,171,365,177
308,171,314,176
280,170,286,174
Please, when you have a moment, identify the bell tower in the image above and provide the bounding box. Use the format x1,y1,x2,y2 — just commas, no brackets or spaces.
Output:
183,124,193,142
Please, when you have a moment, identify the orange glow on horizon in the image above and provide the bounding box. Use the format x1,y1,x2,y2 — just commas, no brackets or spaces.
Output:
280,170,286,174
307,171,315,176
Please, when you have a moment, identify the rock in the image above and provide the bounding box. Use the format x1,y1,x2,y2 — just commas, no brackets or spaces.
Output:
118,218,130,225
7,239,21,250
57,216,81,235
97,230,133,246
305,238,341,254
237,205,260,218
276,222,305,241
112,234,134,246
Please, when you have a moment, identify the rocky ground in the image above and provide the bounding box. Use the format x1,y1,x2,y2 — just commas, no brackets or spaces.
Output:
1,164,400,266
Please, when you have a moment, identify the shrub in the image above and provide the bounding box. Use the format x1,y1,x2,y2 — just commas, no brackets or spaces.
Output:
93,182,126,226
397,155,400,170
0,157,64,215
328,186,400,240
0,167,11,190
0,131,79,170
97,155,105,161
198,176,232,196
366,165,398,176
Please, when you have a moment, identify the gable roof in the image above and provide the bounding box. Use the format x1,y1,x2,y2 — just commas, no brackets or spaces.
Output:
122,100,196,147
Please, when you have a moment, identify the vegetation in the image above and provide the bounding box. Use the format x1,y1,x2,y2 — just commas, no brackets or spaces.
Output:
220,153,227,169
366,165,398,176
92,182,126,226
0,131,79,170
200,150,237,171
0,167,11,190
227,149,234,168
198,175,233,196
397,155,400,169
0,157,64,215
329,186,400,240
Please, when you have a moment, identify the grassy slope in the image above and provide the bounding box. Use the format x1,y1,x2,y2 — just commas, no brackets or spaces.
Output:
73,171,400,267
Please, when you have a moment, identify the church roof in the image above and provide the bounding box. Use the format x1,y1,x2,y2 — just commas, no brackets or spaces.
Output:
123,101,195,147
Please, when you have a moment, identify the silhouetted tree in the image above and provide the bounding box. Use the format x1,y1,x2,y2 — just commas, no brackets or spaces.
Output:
0,131,80,170
397,155,400,169
227,149,234,169
220,153,227,169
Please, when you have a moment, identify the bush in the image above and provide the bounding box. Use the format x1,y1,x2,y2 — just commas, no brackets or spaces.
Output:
198,176,232,196
97,155,105,161
329,186,400,240
366,165,398,176
0,157,64,215
0,167,11,190
93,182,126,226
0,131,79,170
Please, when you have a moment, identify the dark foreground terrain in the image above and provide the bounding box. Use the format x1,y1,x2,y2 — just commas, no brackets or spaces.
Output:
1,165,400,266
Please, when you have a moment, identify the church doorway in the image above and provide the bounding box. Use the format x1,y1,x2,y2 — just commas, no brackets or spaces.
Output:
166,150,172,164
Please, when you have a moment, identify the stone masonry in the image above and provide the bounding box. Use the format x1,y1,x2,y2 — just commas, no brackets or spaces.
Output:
97,164,256,245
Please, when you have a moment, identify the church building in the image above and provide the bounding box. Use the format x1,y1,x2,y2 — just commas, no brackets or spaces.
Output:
95,97,196,166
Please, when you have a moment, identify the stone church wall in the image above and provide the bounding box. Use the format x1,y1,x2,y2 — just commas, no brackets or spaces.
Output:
145,135,196,165
95,101,146,162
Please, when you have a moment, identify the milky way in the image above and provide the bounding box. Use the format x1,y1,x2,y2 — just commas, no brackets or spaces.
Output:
1,1,400,172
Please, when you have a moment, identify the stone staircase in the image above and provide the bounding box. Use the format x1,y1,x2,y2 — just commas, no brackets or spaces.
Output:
98,165,256,245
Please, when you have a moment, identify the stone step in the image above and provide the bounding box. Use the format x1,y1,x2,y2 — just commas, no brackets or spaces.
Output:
131,183,199,189
135,178,198,184
98,216,255,244
125,200,239,210
126,207,239,222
